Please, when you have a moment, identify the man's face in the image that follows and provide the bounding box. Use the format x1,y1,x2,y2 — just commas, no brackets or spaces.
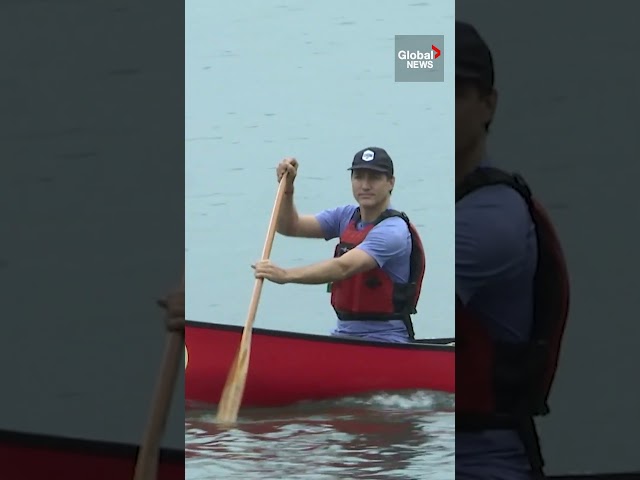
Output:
351,169,394,208
455,79,497,157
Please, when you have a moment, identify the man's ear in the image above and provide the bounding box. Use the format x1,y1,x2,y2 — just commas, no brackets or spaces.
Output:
483,89,498,126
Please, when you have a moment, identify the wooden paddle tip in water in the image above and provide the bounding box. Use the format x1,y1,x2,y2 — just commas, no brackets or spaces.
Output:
215,347,250,425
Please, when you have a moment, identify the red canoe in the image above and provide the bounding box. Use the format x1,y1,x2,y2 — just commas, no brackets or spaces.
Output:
0,429,183,480
185,320,455,407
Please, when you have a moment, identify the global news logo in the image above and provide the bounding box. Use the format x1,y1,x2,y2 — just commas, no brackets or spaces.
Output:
397,45,441,69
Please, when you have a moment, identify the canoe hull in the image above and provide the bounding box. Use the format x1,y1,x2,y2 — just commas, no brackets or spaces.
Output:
0,429,183,480
185,321,455,407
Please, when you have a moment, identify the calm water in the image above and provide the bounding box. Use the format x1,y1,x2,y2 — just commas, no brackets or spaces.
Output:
186,0,455,478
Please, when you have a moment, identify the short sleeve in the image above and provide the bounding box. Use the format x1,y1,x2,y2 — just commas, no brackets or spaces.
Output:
314,205,357,240
456,185,534,305
356,217,411,268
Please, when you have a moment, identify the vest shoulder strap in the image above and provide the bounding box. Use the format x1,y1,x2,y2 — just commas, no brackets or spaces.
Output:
350,207,409,226
377,208,409,224
456,167,533,205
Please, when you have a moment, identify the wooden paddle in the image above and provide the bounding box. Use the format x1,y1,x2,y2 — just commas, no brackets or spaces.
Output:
215,173,289,425
133,276,185,480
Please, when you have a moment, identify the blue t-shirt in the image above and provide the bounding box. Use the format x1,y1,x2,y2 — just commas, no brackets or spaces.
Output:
315,204,413,343
455,169,538,479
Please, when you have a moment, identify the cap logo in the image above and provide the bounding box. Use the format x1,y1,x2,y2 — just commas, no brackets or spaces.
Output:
361,150,375,162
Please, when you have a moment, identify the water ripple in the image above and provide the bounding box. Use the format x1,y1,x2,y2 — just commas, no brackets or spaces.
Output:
186,391,454,479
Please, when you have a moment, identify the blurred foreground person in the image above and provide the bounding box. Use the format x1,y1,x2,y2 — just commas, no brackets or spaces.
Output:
455,20,571,479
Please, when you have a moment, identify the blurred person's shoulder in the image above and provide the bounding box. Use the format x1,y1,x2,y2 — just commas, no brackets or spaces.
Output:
456,172,534,247
455,168,536,301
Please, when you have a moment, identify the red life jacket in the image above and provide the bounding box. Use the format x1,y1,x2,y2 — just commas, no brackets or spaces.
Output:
329,208,426,339
456,167,570,475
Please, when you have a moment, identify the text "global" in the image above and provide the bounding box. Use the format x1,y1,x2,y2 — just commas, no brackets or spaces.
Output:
397,45,441,69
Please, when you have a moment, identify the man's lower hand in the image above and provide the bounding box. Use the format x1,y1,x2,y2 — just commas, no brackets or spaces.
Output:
252,259,290,284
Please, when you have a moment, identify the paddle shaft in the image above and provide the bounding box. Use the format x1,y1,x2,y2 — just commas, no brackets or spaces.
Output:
215,173,289,424
133,278,184,480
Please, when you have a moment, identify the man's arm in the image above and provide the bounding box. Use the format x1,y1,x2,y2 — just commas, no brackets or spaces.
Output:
276,190,326,238
285,217,409,284
456,186,533,305
285,248,378,284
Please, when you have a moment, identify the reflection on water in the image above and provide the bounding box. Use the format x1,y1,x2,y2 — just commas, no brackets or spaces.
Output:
186,392,454,480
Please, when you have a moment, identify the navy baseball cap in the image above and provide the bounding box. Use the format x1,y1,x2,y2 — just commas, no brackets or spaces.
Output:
456,21,494,88
348,147,394,175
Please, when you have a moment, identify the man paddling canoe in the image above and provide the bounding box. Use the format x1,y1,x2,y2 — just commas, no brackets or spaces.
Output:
454,21,570,479
253,147,426,343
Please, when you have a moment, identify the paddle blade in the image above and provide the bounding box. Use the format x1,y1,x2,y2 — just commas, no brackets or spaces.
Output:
215,336,252,424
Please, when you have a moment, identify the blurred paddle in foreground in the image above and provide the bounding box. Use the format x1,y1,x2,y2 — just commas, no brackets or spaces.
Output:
133,276,184,480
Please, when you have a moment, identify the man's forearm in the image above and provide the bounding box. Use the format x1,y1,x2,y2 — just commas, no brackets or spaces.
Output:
285,258,349,285
276,190,300,236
